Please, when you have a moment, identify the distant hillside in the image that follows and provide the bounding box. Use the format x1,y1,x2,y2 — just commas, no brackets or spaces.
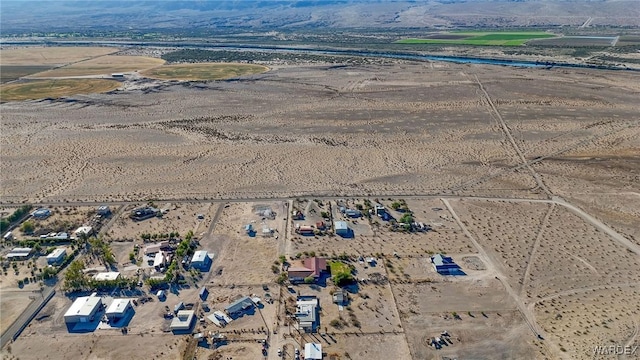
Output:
1,0,639,33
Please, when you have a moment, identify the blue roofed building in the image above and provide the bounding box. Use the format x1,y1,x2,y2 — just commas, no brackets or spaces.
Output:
431,254,465,275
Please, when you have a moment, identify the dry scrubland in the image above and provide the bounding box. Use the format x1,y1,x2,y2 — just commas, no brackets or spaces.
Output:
2,61,638,204
0,47,117,66
206,202,286,285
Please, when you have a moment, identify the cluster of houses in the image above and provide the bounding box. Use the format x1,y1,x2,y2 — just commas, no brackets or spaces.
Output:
294,221,352,238
143,241,212,272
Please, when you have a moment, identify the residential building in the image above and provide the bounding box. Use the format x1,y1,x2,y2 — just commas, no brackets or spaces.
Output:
297,225,315,236
153,252,166,268
64,293,103,324
32,208,51,219
144,241,169,255
190,250,212,271
130,207,159,221
97,205,112,216
334,221,352,238
105,299,132,323
287,257,327,283
7,247,33,260
74,226,93,237
46,247,67,264
93,272,121,281
295,296,319,333
170,310,195,332
224,296,254,318
431,254,465,275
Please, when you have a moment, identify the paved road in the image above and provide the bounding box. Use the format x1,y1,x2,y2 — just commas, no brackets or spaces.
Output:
0,287,55,349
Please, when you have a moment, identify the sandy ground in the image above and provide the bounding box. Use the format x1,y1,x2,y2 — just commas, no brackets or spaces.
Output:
0,47,117,66
1,63,638,205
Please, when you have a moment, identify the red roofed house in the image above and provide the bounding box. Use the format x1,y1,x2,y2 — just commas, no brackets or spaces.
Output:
287,257,327,283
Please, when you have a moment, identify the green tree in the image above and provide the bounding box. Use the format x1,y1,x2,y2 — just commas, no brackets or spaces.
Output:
333,272,354,286
391,202,401,210
20,220,35,234
304,276,315,284
399,214,414,224
276,272,288,284
64,260,86,291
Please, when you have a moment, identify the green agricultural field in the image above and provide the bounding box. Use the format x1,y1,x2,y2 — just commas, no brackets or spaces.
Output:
141,63,269,81
0,79,120,101
397,32,557,46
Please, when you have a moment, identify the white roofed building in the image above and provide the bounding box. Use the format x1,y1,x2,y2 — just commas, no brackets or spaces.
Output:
74,226,93,237
153,252,165,268
170,310,195,332
304,343,322,360
190,250,212,271
7,247,33,260
296,296,319,333
106,299,132,323
46,248,67,264
64,294,103,324
93,272,121,281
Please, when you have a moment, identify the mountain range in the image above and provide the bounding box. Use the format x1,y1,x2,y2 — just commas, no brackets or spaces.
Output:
1,0,638,33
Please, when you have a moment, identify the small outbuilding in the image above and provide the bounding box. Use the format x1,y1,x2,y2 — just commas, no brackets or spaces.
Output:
199,287,209,301
332,289,348,306
304,343,323,360
46,247,67,264
345,209,361,218
334,221,352,238
190,250,212,271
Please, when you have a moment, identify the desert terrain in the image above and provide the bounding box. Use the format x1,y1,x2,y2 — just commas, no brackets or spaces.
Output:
0,45,639,360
